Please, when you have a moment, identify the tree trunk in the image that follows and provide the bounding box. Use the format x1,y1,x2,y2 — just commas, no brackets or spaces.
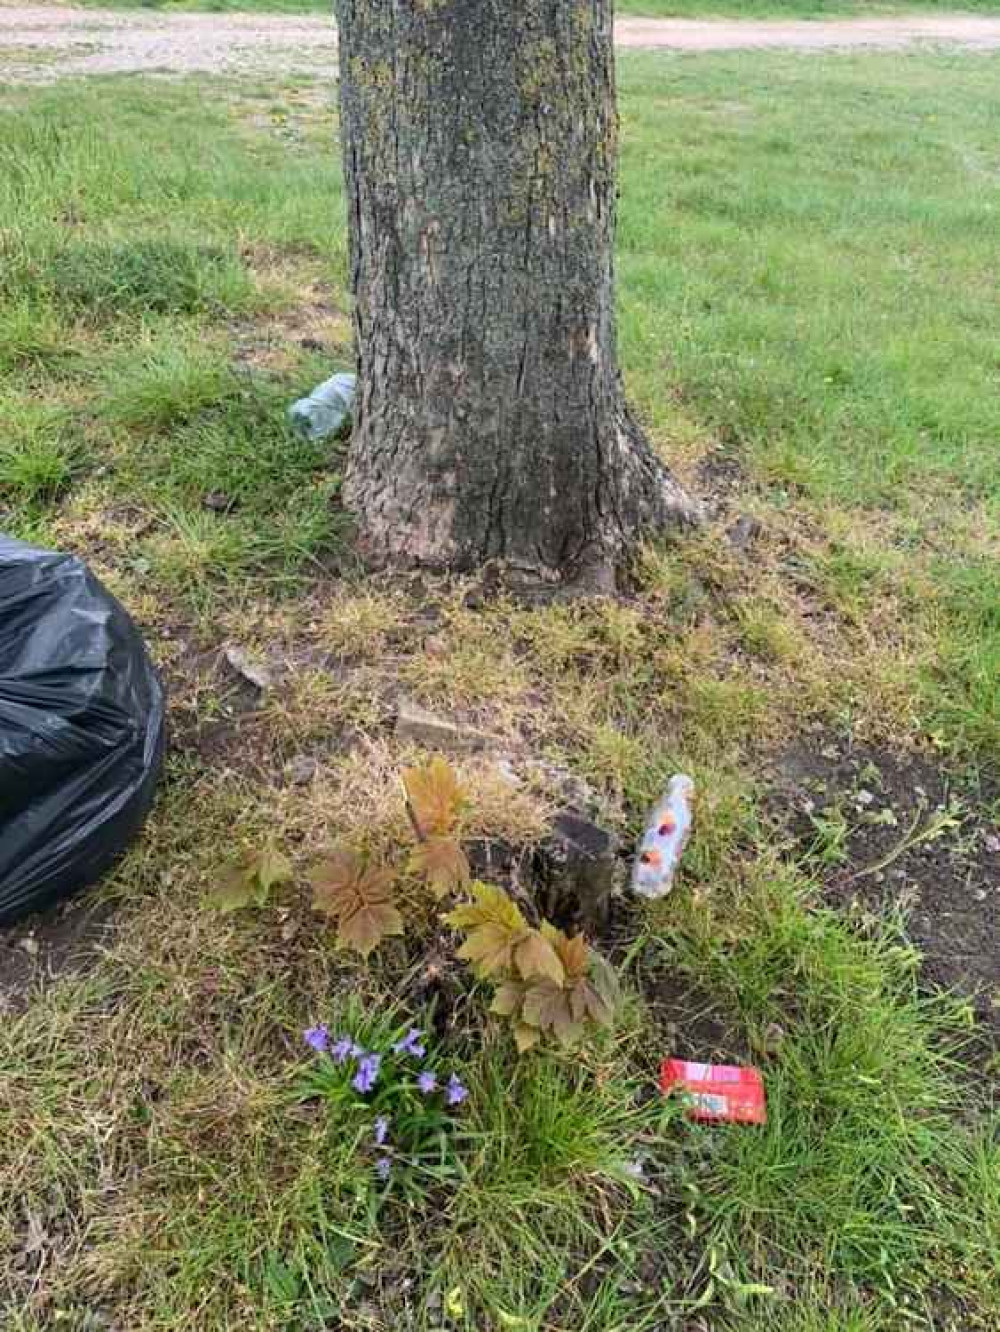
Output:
336,0,697,588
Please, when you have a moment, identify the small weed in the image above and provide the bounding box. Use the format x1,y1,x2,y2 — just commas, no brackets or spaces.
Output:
36,236,254,321
102,338,236,434
805,802,851,867
0,299,71,375
0,402,82,505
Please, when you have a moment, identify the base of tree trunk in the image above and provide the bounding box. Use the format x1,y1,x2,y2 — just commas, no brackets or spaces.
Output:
336,0,701,591
344,401,700,592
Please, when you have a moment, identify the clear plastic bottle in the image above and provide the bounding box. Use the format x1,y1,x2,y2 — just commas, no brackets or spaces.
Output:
287,372,357,441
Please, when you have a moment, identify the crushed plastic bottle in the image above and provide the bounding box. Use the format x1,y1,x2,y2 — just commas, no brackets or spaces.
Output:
631,773,695,899
288,372,357,441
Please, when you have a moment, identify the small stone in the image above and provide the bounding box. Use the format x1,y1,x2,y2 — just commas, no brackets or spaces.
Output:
287,754,319,786
762,1021,786,1053
984,833,1000,854
395,695,492,753
856,789,875,806
202,490,235,513
423,634,449,658
727,514,763,552
224,645,275,691
18,937,39,957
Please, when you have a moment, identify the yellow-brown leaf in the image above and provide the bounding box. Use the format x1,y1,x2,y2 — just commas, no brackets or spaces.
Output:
457,923,523,977
338,900,404,957
445,882,527,934
491,981,526,1018
520,980,567,1031
410,836,470,899
402,756,466,838
513,1022,541,1053
514,930,565,985
310,848,397,923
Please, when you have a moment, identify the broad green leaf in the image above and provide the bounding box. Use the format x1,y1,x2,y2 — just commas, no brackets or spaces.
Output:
205,862,256,912
457,922,523,977
257,843,293,893
446,882,526,933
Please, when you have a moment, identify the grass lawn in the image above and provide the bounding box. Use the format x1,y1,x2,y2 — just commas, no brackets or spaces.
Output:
2,48,1000,1332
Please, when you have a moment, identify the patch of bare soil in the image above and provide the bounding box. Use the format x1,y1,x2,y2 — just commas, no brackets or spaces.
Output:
766,736,1000,1037
0,894,116,1011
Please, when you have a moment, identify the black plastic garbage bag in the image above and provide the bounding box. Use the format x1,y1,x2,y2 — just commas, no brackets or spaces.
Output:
0,535,165,925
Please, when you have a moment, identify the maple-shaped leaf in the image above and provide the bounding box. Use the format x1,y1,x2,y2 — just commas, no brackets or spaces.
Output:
448,883,532,978
513,930,565,985
402,756,467,840
457,922,523,976
520,979,581,1048
513,1022,541,1053
588,951,622,1013
409,836,470,899
309,848,403,957
446,882,527,933
206,843,293,912
520,979,566,1030
540,922,590,979
569,977,614,1028
206,861,257,912
338,898,404,957
491,980,527,1019
257,844,293,896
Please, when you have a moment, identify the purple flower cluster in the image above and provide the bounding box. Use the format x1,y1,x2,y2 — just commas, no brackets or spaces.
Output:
353,1053,381,1095
302,1024,469,1182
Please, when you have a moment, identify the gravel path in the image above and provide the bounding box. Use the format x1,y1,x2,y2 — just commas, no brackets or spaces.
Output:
3,5,1000,82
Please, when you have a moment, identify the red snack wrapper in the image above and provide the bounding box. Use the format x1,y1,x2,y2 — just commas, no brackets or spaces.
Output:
660,1058,767,1125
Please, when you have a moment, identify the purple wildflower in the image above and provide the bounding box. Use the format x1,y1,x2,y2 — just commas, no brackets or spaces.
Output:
303,1024,329,1053
374,1115,389,1146
446,1074,468,1107
352,1052,381,1094
417,1071,438,1096
393,1028,426,1059
375,1156,392,1182
331,1035,361,1065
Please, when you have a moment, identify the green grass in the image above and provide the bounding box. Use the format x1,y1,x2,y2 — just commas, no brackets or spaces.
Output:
2,50,1000,1332
622,0,1000,15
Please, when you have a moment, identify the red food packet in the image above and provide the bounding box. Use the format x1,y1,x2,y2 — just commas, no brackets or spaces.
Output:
660,1058,767,1125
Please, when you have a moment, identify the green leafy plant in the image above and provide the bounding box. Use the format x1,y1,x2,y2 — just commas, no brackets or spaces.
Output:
447,885,619,1052
203,760,622,1053
309,848,404,957
447,882,564,983
402,755,471,897
205,841,292,911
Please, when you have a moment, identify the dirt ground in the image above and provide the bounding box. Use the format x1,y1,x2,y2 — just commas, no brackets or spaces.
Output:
3,5,1000,83
767,739,1000,1039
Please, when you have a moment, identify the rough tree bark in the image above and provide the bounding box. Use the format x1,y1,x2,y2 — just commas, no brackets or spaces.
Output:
336,0,697,588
